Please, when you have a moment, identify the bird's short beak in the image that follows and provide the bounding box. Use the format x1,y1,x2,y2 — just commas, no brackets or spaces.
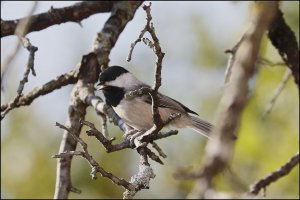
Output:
97,83,107,90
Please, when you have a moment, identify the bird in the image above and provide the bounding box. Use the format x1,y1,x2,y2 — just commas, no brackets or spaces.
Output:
97,66,212,138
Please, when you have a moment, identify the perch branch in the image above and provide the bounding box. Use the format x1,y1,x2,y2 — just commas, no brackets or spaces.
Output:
126,3,167,150
54,122,136,190
81,119,177,157
54,2,142,199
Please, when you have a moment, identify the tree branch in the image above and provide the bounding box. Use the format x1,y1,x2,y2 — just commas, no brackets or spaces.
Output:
224,34,245,84
1,69,78,113
1,37,38,120
125,2,166,149
262,68,292,119
267,9,299,89
250,152,299,195
80,119,178,154
54,122,136,191
54,53,99,199
1,1,114,37
188,2,279,198
54,2,142,198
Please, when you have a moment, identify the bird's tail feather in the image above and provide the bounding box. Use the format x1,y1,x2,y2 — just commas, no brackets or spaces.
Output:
188,115,212,138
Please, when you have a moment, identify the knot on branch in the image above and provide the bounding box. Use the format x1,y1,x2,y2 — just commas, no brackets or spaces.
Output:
123,164,155,199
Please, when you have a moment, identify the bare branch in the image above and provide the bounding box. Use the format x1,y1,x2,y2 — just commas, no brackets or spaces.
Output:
81,119,177,155
126,2,165,130
258,57,286,67
1,1,38,79
54,122,136,191
267,9,299,89
123,163,155,199
54,2,143,198
224,34,245,84
85,95,129,133
93,1,143,70
1,69,78,116
1,38,38,120
1,1,114,37
151,141,167,158
250,152,299,195
262,69,292,119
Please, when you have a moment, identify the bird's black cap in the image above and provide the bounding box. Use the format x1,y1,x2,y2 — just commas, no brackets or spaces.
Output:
98,66,128,85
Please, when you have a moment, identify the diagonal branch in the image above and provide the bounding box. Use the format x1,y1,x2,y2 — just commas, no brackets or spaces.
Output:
1,1,114,37
1,69,78,113
80,119,178,154
54,122,136,191
188,2,279,198
250,152,299,195
262,68,292,119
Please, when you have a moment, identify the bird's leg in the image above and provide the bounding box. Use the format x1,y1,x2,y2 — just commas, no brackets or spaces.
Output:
123,129,146,148
123,129,139,138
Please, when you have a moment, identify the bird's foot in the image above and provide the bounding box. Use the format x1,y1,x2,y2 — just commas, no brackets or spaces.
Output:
123,130,146,148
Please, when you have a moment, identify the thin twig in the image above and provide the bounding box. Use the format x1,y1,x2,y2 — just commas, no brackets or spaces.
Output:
1,69,78,117
262,69,292,119
81,119,177,156
1,38,38,120
54,122,136,191
126,2,165,129
1,1,38,80
224,34,245,84
250,152,299,195
258,57,286,67
151,141,167,158
1,2,38,119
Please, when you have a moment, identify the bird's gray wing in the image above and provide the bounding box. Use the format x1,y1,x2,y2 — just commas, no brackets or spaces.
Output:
138,86,198,115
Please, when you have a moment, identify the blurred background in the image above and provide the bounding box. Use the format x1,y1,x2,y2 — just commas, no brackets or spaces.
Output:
1,1,299,199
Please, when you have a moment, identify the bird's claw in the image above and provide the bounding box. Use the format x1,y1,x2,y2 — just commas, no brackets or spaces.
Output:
124,130,146,148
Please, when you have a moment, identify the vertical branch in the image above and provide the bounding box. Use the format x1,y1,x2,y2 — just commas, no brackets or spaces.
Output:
224,35,245,84
93,1,143,71
143,3,165,127
54,53,99,199
267,9,299,89
188,2,279,198
54,2,142,198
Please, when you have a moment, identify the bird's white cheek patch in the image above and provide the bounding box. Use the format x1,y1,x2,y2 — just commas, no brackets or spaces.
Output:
106,73,139,88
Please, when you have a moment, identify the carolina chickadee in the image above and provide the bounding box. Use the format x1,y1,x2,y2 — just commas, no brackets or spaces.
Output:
97,66,212,137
